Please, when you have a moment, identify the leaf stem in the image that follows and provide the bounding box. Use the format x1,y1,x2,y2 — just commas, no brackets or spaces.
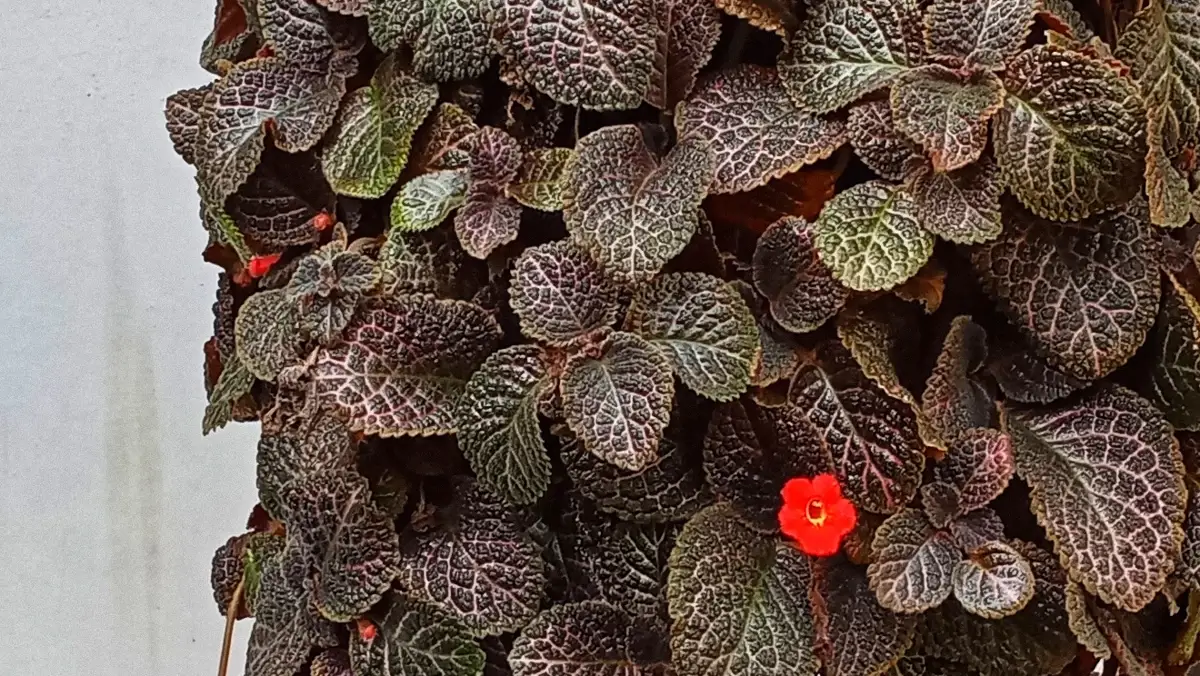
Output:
1169,589,1200,665
218,578,245,676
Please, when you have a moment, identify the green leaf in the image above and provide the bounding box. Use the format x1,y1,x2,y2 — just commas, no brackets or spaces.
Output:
927,428,1015,520
920,316,994,449
847,99,924,181
368,0,494,82
890,65,1004,172
390,170,470,233
509,240,621,345
564,125,715,283
258,0,357,75
1064,580,1111,660
245,537,339,676
646,0,722,110
994,44,1147,221
868,509,959,613
1005,385,1186,611
923,0,1038,69
561,332,675,472
510,602,672,676
411,103,479,174
668,503,820,676
562,422,713,524
835,299,923,408
1145,113,1193,228
322,56,438,199
811,557,916,676
507,148,574,211
457,345,554,506
952,541,1035,620
349,593,486,676
971,200,1161,380
397,482,546,636
289,236,380,345
235,289,304,381
166,84,211,165
676,65,846,194
790,342,926,513
1116,0,1200,156
703,398,830,531
914,542,1076,676
256,409,356,519
815,180,934,293
625,272,759,402
753,216,848,334
279,468,400,622
779,0,924,114
1138,275,1200,430
494,0,656,110
312,296,502,437
203,356,256,434
454,189,523,259
908,159,1002,244
195,57,346,203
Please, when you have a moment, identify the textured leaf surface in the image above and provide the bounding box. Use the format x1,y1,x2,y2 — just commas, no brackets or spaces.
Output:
322,57,438,199
279,469,400,622
312,296,501,436
780,0,923,114
952,541,1034,619
713,0,796,35
397,483,545,636
457,345,553,506
495,0,656,110
368,0,493,82
986,342,1089,404
921,316,994,449
1006,385,1185,611
235,289,303,381
949,507,1005,553
592,522,677,619
971,200,1160,380
564,125,715,283
811,558,915,676
868,509,959,613
924,0,1037,69
200,0,255,74
291,242,379,345
625,272,759,401
846,99,924,181
508,148,574,211
390,170,469,233
311,649,352,676
256,410,356,519
835,300,921,407
1064,580,1111,660
668,503,819,676
561,332,674,472
245,537,339,676
753,216,848,333
454,189,524,259
790,343,925,514
703,398,830,531
915,542,1076,676
166,85,211,165
196,58,345,202
258,0,353,74
995,44,1147,220
411,103,479,173
511,602,671,676
562,426,712,524
1139,275,1200,430
908,160,1002,244
815,181,934,292
203,356,255,434
676,65,846,194
1116,0,1200,156
349,593,485,676
509,240,620,345
646,0,721,110
226,151,335,248
931,428,1014,518
891,65,1004,171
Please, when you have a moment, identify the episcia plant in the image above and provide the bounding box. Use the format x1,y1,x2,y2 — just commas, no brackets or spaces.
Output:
168,0,1200,674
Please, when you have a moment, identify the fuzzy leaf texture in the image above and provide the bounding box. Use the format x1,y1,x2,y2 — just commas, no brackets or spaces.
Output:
971,200,1161,380
811,557,916,676
676,65,846,194
508,239,621,345
508,148,574,211
951,541,1035,619
235,289,304,381
510,602,672,676
779,0,924,114
890,65,1004,172
814,181,934,292
868,509,959,613
349,593,486,676
646,0,721,110
1138,275,1200,430
312,296,501,437
924,0,1038,69
668,503,819,676
920,315,994,449
908,159,1003,244
1005,385,1186,611
391,170,469,233
563,125,715,283
926,428,1015,521
625,272,759,402
494,0,656,110
368,0,494,82
752,216,848,334
561,332,675,472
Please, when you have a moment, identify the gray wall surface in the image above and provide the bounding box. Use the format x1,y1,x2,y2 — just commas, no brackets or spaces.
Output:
0,2,260,673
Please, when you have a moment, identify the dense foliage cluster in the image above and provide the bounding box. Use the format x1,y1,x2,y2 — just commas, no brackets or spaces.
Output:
168,0,1200,674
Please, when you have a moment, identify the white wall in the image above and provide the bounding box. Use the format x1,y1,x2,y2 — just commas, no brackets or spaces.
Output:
0,2,259,674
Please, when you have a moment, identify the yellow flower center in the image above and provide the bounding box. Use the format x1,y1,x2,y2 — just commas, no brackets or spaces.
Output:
806,498,827,526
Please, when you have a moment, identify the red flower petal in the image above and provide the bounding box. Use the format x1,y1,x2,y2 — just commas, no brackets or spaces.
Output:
811,472,841,500
781,476,814,504
247,253,282,278
778,473,857,557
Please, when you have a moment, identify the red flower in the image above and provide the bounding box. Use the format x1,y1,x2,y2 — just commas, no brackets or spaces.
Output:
247,253,282,278
312,211,335,232
778,473,857,557
356,618,377,642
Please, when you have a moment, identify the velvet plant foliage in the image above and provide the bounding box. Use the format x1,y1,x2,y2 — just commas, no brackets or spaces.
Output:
170,0,1200,675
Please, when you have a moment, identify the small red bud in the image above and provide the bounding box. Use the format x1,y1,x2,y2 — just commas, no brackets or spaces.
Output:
247,253,282,278
313,211,335,232
357,618,377,641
